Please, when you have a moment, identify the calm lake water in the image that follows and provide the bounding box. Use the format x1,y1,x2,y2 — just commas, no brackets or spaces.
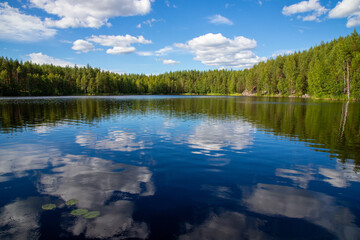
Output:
0,96,360,240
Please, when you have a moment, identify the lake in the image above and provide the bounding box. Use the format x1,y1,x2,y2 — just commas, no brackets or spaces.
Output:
0,96,360,240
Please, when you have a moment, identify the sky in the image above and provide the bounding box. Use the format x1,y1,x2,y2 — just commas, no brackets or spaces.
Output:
0,0,359,74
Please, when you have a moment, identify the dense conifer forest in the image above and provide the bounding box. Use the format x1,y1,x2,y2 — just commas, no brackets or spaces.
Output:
1,31,359,99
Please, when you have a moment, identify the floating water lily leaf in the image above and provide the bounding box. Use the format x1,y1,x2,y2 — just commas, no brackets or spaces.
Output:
83,211,100,219
42,204,56,210
65,199,78,206
70,209,88,216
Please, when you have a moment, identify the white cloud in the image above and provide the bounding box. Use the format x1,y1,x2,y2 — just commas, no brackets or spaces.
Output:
162,59,180,65
346,13,360,28
282,0,326,15
72,39,95,53
0,2,56,41
347,14,360,27
137,18,157,28
175,33,266,69
329,0,360,27
137,46,173,57
282,0,328,22
28,52,75,67
156,46,173,55
29,0,153,28
89,35,152,46
302,14,318,21
107,46,137,54
208,14,233,25
329,0,360,18
165,0,176,8
137,51,154,56
73,34,152,55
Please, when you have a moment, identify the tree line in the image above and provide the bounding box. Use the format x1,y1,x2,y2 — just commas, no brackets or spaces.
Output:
1,30,359,99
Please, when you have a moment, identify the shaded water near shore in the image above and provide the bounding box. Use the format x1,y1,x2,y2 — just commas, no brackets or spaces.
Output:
0,96,360,239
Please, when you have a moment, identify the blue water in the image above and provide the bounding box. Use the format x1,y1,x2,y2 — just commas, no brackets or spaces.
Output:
0,96,359,239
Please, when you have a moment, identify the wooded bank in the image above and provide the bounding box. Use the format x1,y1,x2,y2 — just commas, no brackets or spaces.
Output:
1,31,359,99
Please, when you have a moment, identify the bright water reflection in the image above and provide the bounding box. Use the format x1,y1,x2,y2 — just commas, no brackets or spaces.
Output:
0,96,359,239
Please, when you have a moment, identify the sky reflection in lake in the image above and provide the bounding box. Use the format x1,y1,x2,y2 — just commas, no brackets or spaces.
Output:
0,96,359,239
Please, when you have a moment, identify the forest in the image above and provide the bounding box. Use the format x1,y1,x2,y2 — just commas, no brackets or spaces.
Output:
0,30,359,99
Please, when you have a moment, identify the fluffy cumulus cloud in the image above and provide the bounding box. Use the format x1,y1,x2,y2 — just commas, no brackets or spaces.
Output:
162,59,180,65
29,0,153,28
175,33,266,69
282,0,328,22
208,14,234,25
72,39,95,53
329,0,360,27
73,34,152,54
0,2,56,41
28,52,75,67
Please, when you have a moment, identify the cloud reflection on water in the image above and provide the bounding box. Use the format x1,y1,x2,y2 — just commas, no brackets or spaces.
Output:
0,147,154,239
179,211,268,240
76,130,149,152
243,183,360,239
38,154,154,207
276,160,360,189
188,120,255,157
319,161,360,188
67,200,149,239
37,154,154,239
0,197,42,240
0,144,61,182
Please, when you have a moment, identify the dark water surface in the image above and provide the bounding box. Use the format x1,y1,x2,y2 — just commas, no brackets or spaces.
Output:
0,96,360,240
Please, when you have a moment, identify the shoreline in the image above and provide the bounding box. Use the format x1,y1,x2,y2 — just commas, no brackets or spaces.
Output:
0,93,357,101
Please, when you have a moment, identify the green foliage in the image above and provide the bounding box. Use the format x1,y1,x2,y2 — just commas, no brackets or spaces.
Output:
0,31,359,98
83,211,100,219
42,204,56,210
65,199,78,206
70,209,88,216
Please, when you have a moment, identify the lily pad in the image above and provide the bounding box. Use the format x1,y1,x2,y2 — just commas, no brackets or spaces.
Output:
65,199,78,206
83,211,100,219
42,204,56,210
70,209,88,216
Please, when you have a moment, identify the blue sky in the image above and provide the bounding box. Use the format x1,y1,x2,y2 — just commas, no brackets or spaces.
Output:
0,0,359,74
